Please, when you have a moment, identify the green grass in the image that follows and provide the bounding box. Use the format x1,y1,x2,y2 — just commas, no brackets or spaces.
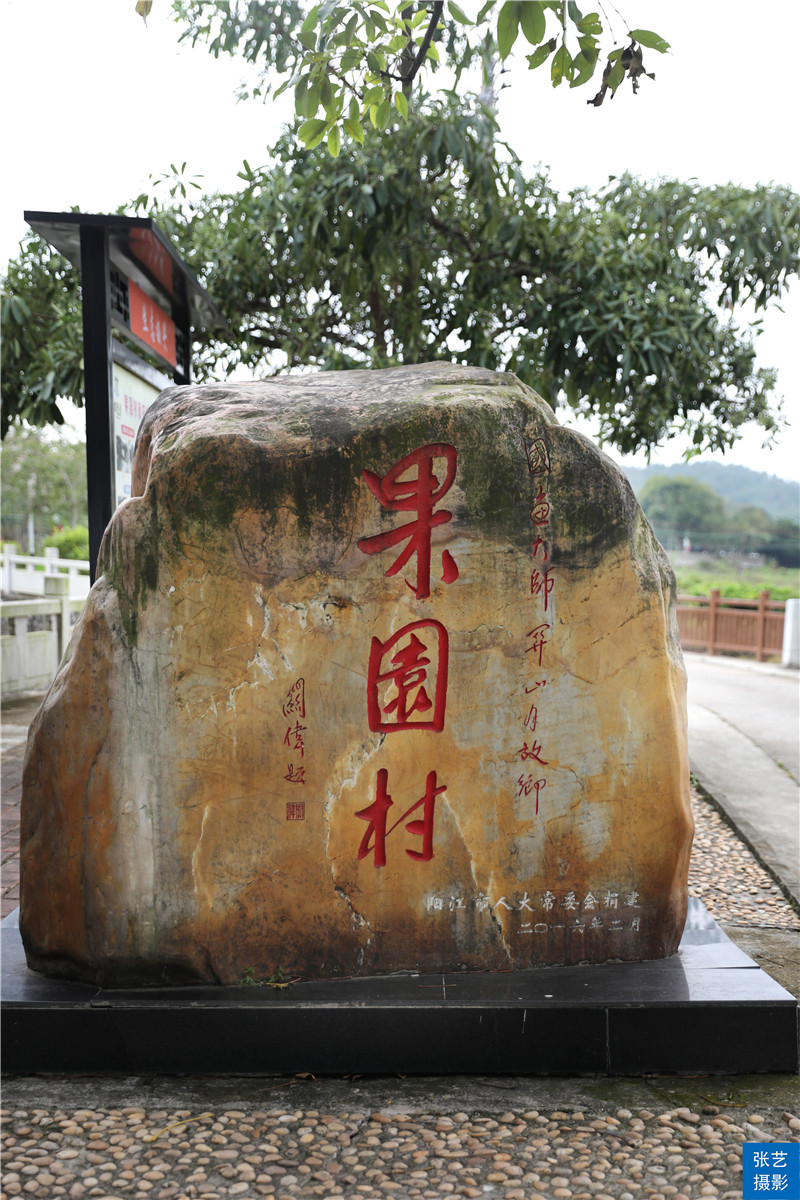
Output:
673,559,800,603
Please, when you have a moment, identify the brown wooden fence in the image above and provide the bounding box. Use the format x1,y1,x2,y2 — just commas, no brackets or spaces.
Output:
676,589,785,661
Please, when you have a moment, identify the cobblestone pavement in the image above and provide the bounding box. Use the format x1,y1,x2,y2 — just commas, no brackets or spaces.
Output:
0,702,27,919
2,1102,800,1200
688,796,800,931
3,697,799,1200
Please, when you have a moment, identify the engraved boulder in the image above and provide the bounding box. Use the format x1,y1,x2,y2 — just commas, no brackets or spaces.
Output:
20,363,692,985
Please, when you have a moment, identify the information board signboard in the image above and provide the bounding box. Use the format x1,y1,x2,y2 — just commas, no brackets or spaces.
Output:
24,211,228,581
128,280,177,368
129,227,173,292
112,360,161,508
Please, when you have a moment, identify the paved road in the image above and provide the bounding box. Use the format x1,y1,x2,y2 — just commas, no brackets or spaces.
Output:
683,653,800,908
684,653,800,783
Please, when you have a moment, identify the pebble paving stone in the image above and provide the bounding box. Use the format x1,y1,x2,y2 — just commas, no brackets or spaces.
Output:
0,730,23,919
1,1105,799,1199
687,794,800,930
2,719,799,1198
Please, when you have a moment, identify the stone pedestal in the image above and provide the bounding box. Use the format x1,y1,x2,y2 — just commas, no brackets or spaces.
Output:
4,903,796,1075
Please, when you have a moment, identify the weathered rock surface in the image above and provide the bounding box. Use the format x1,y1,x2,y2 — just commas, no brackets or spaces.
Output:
20,363,692,985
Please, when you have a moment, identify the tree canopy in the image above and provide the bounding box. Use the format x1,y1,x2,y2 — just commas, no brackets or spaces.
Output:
638,475,726,536
2,95,798,454
0,425,87,551
1,237,84,435
2,3,798,456
169,0,671,155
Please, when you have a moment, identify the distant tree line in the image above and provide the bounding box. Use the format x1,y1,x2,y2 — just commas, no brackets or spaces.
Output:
624,461,799,523
0,426,88,555
637,475,800,568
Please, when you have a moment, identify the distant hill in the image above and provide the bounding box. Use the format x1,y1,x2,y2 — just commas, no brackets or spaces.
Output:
621,462,799,522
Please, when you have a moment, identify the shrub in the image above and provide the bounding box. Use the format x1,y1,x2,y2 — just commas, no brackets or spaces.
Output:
43,524,89,561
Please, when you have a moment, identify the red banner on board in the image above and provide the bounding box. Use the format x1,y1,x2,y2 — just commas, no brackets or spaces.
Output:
129,279,177,367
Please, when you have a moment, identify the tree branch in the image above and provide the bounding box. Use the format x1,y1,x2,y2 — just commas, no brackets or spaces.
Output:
400,1,444,91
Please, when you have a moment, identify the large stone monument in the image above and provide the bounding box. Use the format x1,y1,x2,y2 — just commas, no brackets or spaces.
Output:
20,364,692,986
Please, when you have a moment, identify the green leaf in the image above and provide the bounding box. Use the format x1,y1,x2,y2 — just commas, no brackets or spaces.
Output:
301,5,321,33
327,125,342,157
370,9,388,35
569,48,598,88
577,11,602,33
375,95,393,129
519,0,545,46
344,98,365,144
394,90,409,118
298,118,329,148
297,29,317,51
567,1,582,23
273,76,294,100
449,0,473,24
628,28,671,53
550,41,571,86
341,12,359,44
497,1,520,59
527,37,556,69
340,46,362,71
295,75,319,118
321,6,347,38
606,57,625,93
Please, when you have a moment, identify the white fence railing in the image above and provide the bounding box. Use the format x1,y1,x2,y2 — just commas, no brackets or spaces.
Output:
1,544,91,600
1,588,86,697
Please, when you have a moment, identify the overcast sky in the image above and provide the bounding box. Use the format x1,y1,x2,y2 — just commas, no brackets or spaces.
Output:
2,0,798,483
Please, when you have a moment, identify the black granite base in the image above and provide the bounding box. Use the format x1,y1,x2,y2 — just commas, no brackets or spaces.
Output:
2,900,797,1075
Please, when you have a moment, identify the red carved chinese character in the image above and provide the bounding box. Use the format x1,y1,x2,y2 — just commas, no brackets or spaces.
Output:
357,444,459,600
283,722,306,757
356,768,445,867
531,535,548,560
284,763,305,785
526,624,549,667
286,801,305,821
367,620,448,733
516,775,545,813
519,740,549,765
530,569,555,611
525,679,547,694
530,484,550,526
282,678,305,718
522,704,538,731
